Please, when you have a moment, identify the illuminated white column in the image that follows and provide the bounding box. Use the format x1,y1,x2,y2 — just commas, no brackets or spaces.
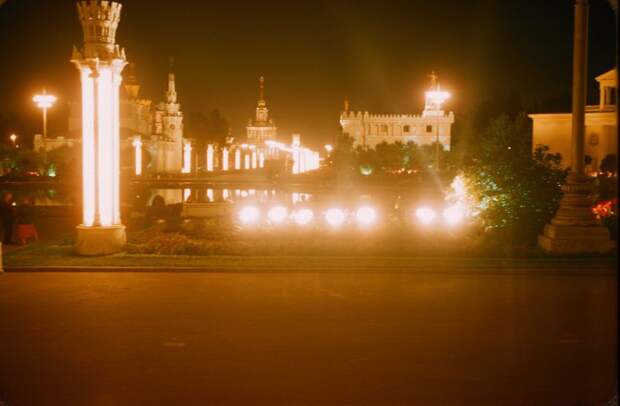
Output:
207,188,214,202
259,151,265,168
235,148,241,170
183,188,191,202
244,153,251,169
206,144,214,172
73,0,127,255
251,150,257,169
222,148,229,171
132,135,142,176
182,141,192,174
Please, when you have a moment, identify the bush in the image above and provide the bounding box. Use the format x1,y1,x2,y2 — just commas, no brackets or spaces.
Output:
460,113,568,246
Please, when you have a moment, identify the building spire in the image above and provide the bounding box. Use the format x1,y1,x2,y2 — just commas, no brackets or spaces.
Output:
166,56,177,104
259,76,265,105
428,71,438,90
344,97,350,112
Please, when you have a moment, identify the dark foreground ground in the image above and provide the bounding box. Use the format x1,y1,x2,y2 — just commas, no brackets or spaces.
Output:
0,260,617,405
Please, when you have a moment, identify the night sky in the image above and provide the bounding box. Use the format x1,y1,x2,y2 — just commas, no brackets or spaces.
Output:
0,0,616,147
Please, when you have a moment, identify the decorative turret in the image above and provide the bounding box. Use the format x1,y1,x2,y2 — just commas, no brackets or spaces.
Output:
74,0,125,61
166,57,178,104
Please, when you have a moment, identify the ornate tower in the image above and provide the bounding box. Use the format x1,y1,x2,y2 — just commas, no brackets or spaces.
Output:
156,59,184,172
72,0,127,255
246,76,277,144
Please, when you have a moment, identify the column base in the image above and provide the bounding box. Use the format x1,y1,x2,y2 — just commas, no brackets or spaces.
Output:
538,223,615,254
75,225,126,256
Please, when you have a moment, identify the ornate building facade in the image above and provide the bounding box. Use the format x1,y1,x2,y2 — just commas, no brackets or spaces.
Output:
340,75,455,149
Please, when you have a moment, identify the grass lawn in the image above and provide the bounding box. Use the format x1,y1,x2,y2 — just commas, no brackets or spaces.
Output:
3,240,616,271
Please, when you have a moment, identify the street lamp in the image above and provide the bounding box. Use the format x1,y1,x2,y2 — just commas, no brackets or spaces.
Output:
33,89,57,163
9,133,17,147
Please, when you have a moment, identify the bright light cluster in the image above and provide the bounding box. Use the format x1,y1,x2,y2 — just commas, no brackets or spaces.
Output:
236,205,378,228
33,93,57,109
414,204,465,227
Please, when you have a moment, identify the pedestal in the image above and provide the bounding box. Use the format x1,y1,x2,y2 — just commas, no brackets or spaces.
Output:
538,224,615,254
539,176,615,254
75,225,126,256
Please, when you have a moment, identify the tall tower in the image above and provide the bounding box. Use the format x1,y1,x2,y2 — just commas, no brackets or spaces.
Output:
247,76,277,144
156,58,184,172
72,0,127,255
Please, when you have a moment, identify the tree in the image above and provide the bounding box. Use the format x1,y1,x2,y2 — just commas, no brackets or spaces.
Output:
461,113,568,245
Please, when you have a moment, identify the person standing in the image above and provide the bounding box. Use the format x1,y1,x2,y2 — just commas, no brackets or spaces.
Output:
1,192,16,245
16,196,38,245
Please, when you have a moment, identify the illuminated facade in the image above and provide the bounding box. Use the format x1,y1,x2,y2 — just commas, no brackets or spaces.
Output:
38,63,186,175
72,0,127,255
529,68,617,174
339,75,455,149
246,76,277,144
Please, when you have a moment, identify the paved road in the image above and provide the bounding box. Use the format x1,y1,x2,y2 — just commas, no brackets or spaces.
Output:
0,262,616,405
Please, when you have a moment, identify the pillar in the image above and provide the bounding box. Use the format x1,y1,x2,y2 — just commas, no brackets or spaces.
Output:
73,0,127,255
538,0,614,253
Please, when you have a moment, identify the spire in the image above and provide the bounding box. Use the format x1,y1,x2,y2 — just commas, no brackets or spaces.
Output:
429,71,438,90
166,56,177,104
344,97,350,112
258,76,265,106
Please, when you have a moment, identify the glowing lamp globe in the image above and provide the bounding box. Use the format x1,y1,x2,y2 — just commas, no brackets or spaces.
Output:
443,204,464,226
268,206,288,224
293,208,314,225
238,205,260,225
360,165,373,176
325,208,346,227
356,207,377,226
416,207,436,225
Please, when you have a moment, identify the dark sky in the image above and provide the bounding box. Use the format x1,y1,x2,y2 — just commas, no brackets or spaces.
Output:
0,0,616,147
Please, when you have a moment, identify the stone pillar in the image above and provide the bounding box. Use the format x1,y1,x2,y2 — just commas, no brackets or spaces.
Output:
73,0,127,256
538,0,614,253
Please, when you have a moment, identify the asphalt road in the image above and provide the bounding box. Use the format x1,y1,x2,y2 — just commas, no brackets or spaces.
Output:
0,262,616,405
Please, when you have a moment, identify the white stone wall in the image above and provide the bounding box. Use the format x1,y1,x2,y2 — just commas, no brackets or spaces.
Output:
340,111,454,149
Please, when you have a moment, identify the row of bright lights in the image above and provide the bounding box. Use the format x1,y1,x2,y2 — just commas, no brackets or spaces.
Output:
239,206,377,227
237,204,465,228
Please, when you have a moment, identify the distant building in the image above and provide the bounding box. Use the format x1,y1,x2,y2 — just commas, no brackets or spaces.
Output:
246,76,277,144
529,68,617,173
339,74,455,149
34,63,186,174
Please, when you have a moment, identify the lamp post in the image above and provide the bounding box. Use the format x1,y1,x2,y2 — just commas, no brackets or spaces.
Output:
33,89,57,164
9,134,17,148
